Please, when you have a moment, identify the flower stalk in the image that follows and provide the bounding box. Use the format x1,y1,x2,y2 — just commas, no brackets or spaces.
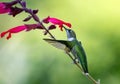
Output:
0,0,100,84
17,0,56,39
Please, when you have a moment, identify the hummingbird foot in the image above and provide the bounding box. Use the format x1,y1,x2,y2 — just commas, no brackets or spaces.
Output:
84,73,89,76
73,58,79,64
97,79,100,84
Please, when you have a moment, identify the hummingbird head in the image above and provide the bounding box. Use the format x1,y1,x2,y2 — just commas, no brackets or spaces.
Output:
63,27,76,41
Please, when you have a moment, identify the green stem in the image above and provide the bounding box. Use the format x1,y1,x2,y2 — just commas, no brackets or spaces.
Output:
85,73,100,84
18,0,56,39
17,0,100,84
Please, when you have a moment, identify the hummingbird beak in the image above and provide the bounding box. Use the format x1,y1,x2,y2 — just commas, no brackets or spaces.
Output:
63,26,67,30
63,26,68,31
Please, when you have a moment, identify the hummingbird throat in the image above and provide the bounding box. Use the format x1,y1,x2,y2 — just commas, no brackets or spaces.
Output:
68,37,75,41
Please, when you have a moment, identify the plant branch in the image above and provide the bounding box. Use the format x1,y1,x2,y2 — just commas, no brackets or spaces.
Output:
17,0,100,84
17,0,55,39
66,52,100,84
86,74,100,84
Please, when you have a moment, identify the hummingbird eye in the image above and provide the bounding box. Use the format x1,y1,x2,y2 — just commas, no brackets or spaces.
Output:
67,30,71,32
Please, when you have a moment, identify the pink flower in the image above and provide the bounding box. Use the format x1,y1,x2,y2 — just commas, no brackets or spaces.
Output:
43,16,71,31
0,24,39,40
0,2,10,14
0,23,57,40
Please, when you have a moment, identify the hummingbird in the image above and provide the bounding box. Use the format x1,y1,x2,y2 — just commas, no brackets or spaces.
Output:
43,27,88,74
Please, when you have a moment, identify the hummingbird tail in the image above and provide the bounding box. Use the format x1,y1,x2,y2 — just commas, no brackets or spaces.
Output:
84,68,89,74
81,64,89,74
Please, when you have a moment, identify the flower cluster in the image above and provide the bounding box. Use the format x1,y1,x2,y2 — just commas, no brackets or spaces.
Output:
0,0,72,40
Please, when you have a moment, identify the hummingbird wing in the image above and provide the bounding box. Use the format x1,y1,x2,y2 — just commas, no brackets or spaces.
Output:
44,38,88,73
43,39,74,52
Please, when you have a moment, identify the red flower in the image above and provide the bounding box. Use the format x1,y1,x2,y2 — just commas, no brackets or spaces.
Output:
0,2,10,14
0,24,39,40
43,16,71,31
0,23,57,40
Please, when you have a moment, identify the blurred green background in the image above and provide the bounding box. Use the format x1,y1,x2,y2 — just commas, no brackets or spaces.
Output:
0,0,120,84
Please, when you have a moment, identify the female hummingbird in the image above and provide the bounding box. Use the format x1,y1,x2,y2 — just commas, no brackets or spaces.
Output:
43,27,88,74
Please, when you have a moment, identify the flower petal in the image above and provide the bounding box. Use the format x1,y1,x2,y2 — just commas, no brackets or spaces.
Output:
0,32,7,38
0,25,26,39
0,2,10,14
8,25,26,33
6,33,11,40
